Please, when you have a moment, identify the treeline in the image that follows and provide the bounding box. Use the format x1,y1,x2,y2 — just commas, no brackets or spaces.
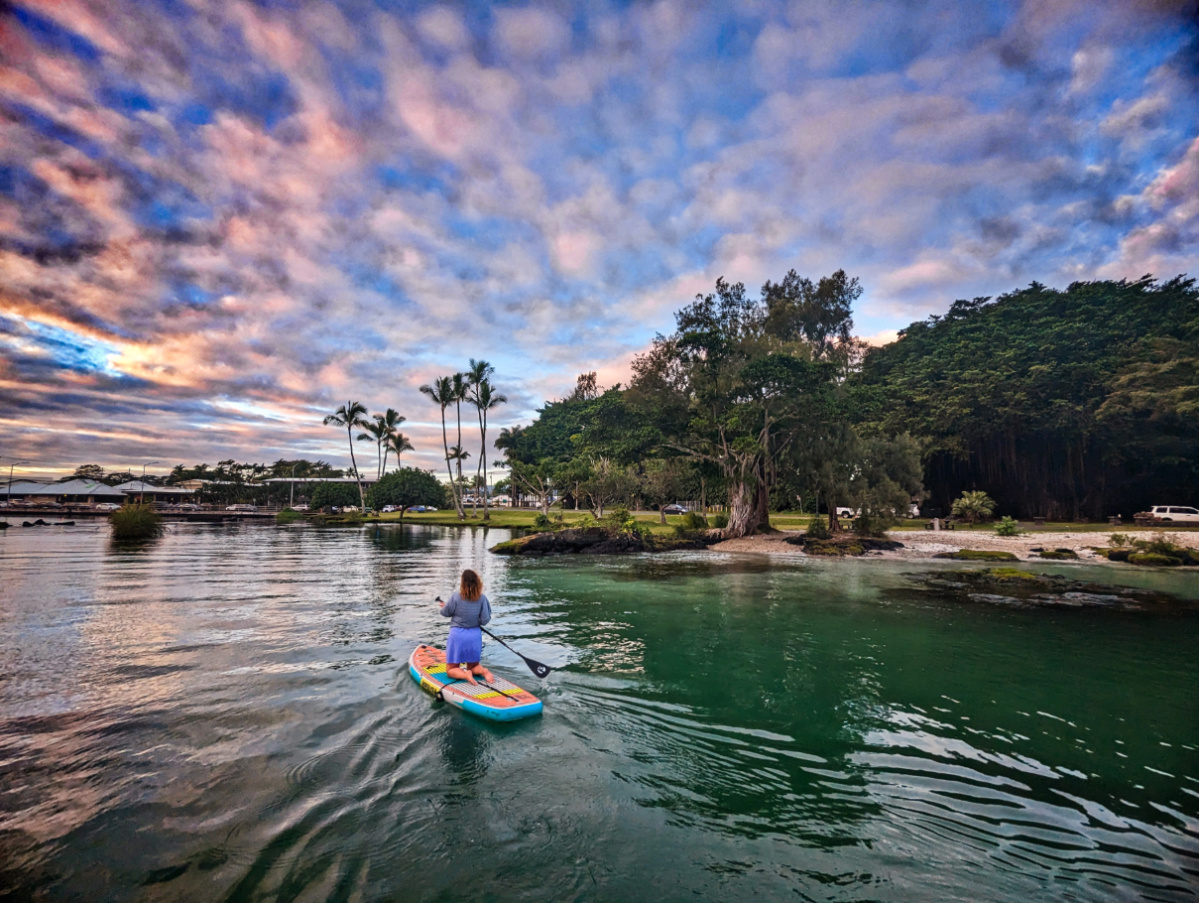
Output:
855,276,1199,520
503,272,1198,535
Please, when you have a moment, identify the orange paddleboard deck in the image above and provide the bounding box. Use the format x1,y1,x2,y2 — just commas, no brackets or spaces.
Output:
409,644,543,722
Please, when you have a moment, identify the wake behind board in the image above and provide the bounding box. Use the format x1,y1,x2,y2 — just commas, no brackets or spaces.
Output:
409,644,543,722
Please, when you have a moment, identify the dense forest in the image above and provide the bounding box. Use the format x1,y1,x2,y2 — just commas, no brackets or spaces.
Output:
855,276,1199,520
501,274,1198,534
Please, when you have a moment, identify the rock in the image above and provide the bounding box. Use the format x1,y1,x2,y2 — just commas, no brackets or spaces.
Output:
1036,548,1079,560
783,534,904,556
912,567,1184,610
933,549,1018,561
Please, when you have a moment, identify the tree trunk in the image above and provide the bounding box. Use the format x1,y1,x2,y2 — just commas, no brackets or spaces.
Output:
659,506,666,525
724,480,763,538
346,427,365,508
440,409,458,515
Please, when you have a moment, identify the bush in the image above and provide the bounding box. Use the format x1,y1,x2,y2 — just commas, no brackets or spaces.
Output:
994,516,1023,537
532,512,554,530
597,507,646,538
805,515,830,540
680,511,708,531
853,513,890,538
276,508,303,523
950,490,997,523
712,512,729,530
1128,552,1181,567
1108,533,1132,548
110,503,164,540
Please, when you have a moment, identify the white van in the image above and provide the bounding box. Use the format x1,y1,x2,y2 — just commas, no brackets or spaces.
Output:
1149,505,1199,524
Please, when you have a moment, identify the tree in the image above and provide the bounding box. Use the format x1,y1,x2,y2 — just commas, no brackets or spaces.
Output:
71,464,106,482
357,417,390,480
580,456,636,517
387,432,415,471
366,468,448,519
951,490,997,523
323,401,370,508
628,275,842,538
420,377,464,519
467,361,507,522
309,481,360,510
376,408,406,475
640,459,690,524
452,372,470,508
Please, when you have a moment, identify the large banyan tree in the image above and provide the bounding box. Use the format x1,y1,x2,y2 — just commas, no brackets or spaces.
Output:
627,270,866,538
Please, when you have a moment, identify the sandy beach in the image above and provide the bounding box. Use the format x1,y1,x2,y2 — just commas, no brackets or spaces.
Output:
709,528,1199,561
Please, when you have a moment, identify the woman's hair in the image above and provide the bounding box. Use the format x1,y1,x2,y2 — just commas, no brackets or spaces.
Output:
460,569,483,602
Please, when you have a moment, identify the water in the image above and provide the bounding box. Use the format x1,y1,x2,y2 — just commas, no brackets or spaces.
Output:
2,523,1197,901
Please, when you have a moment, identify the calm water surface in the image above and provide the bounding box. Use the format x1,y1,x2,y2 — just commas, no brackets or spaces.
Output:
1,522,1197,901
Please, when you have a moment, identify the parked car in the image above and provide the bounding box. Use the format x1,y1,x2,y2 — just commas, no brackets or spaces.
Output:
94,502,122,511
291,504,309,512
835,507,860,519
177,503,200,510
662,504,689,514
1148,505,1199,524
225,504,258,512
408,505,428,513
381,505,397,513
340,505,360,513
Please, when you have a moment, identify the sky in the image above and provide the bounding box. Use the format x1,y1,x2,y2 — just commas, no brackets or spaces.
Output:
2,0,1198,481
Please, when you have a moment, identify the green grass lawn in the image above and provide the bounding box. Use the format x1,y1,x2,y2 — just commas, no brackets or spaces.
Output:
355,508,1195,536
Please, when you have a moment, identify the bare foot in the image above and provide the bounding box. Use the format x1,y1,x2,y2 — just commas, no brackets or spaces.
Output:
464,675,479,685
481,669,495,682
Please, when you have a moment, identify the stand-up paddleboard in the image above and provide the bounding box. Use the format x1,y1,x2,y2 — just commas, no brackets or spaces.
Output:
409,644,543,722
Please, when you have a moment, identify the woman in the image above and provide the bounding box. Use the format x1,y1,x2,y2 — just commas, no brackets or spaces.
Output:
438,569,494,685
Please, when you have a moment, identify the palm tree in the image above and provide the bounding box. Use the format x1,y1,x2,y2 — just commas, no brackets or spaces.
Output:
451,372,470,513
419,377,464,518
376,408,406,475
323,401,370,507
356,417,389,480
388,432,414,471
467,362,507,521
495,424,524,508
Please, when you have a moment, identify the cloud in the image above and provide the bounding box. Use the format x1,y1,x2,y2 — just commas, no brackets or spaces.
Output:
0,0,1196,474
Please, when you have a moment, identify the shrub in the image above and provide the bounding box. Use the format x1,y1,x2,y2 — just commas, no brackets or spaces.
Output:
1128,552,1181,567
275,508,303,523
712,512,729,530
598,507,646,538
950,490,997,523
680,511,708,531
532,512,554,530
852,513,890,538
110,503,164,540
994,516,1023,537
1108,533,1132,548
805,515,830,540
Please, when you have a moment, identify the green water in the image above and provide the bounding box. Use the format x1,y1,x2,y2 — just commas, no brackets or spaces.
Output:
1,523,1197,901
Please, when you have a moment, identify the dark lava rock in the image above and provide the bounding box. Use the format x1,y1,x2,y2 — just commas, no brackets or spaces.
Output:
783,534,904,556
491,527,716,556
1036,548,1079,560
911,567,1185,610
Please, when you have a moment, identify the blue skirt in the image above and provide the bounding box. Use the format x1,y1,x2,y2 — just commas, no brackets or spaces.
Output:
445,626,483,664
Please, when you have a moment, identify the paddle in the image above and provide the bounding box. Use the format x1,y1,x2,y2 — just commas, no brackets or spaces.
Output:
436,597,554,679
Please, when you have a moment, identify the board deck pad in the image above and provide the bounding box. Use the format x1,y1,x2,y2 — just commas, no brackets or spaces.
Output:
409,644,543,722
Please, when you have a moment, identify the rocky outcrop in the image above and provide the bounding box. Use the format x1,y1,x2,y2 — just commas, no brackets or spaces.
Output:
491,527,717,556
783,533,904,556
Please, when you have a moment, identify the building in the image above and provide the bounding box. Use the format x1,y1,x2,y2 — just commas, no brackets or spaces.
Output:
110,481,195,503
0,479,127,504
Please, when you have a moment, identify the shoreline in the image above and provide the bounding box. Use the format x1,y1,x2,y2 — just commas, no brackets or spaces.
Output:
709,529,1199,562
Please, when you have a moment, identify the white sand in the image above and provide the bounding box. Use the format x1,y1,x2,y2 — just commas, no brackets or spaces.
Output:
708,528,1199,561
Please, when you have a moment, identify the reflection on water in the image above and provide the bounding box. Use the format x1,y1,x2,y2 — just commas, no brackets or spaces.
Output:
1,523,1197,900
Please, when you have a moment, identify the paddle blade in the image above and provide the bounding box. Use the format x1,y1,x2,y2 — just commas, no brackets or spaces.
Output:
525,659,552,679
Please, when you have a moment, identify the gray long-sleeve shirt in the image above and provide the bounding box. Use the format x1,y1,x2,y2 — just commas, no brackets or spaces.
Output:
439,591,492,629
